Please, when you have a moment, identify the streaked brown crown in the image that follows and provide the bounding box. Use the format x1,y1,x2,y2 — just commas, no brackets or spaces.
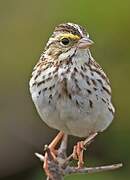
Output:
53,22,88,38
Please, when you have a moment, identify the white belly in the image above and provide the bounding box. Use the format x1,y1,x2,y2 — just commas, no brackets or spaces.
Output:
31,89,114,137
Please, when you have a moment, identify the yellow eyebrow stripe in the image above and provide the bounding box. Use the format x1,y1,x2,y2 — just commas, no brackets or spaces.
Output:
61,33,80,40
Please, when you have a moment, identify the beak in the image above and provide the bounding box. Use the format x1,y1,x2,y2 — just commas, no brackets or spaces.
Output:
78,37,94,49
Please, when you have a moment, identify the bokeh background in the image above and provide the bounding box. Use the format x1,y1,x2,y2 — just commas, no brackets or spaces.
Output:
0,0,130,179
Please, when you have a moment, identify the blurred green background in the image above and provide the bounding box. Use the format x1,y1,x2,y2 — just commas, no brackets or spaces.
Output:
0,0,130,179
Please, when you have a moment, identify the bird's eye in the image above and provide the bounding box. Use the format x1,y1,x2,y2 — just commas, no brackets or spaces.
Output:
61,38,70,45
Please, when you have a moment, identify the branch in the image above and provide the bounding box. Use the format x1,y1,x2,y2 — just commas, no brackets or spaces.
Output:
64,163,123,175
35,133,123,180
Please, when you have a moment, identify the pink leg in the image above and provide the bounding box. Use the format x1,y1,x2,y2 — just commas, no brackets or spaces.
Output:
43,131,64,177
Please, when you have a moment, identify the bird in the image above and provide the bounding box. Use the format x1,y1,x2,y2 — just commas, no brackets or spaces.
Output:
29,22,115,174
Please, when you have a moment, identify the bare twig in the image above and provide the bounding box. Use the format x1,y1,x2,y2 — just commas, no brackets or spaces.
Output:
64,163,123,175
35,152,44,162
35,133,123,180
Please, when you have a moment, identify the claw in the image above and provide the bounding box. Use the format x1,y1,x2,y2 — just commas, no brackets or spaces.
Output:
72,141,85,168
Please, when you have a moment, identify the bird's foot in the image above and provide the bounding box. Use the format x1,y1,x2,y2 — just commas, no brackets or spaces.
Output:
72,133,98,168
73,141,85,168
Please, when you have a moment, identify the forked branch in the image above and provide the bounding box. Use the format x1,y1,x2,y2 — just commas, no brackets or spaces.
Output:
35,133,122,180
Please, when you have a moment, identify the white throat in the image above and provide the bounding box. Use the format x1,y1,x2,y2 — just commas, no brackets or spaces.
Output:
59,47,91,65
74,48,91,65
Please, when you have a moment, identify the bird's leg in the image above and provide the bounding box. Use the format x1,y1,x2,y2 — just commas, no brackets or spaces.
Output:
43,131,64,177
73,141,85,168
48,131,64,158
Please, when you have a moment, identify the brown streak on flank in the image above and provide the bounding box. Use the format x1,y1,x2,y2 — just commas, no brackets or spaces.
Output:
86,89,92,94
36,62,42,67
49,94,52,99
74,78,78,83
34,74,39,80
86,76,91,86
91,79,97,86
58,93,61,99
84,62,88,66
49,84,55,90
76,83,81,91
74,67,78,72
63,58,70,65
89,100,93,108
76,100,80,107
37,80,45,86
48,72,51,76
53,67,59,74
81,66,84,71
65,59,70,65
91,68,110,85
91,72,94,76
68,94,72,100
83,66,87,72
96,94,99,100
74,78,81,91
32,82,36,86
89,59,101,69
97,79,103,86
102,98,106,103
102,86,111,95
87,80,91,86
53,61,59,67
87,60,110,85
71,71,76,79
38,91,41,95
43,87,47,92
108,107,114,115
66,67,71,73
60,78,69,96
80,71,85,78
93,87,98,91
34,70,41,80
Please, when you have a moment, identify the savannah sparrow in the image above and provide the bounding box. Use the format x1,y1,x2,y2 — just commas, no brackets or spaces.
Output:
29,23,115,170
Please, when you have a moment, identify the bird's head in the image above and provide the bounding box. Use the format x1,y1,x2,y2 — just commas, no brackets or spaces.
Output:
45,23,94,59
